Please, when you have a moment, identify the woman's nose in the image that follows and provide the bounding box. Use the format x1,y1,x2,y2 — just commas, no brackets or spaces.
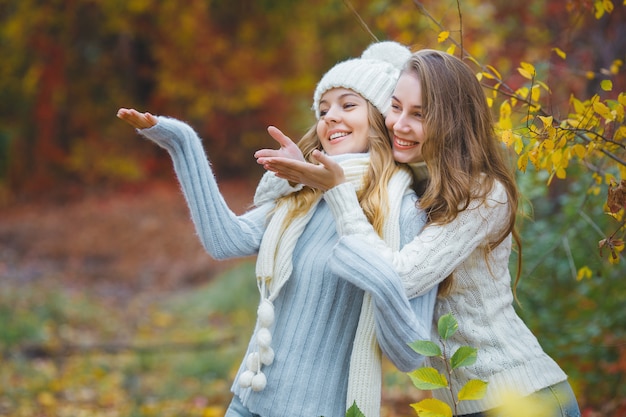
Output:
324,105,341,123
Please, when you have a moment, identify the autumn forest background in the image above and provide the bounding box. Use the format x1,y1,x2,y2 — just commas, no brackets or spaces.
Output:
1,0,625,416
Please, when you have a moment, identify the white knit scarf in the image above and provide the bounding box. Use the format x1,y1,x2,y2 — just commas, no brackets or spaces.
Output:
242,154,412,417
346,166,411,417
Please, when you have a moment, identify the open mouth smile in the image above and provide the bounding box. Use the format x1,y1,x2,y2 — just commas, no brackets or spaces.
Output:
394,137,418,148
329,131,350,142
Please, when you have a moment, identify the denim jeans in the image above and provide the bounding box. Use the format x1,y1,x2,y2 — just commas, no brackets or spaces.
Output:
460,380,581,417
224,396,262,417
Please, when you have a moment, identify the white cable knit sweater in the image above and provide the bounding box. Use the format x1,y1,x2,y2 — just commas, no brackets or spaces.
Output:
323,180,568,414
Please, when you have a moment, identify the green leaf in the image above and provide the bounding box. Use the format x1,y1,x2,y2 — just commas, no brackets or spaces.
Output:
437,313,458,340
408,367,448,390
450,346,478,369
408,340,442,357
410,398,453,417
458,379,489,401
345,401,365,417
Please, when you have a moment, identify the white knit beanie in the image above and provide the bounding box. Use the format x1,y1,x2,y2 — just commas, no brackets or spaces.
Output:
312,41,412,119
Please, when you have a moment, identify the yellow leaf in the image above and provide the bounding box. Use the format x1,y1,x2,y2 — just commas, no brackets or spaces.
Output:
520,62,536,74
577,266,593,281
516,86,529,100
203,406,225,417
501,129,514,146
537,80,551,92
482,71,495,80
411,398,453,417
514,136,524,155
572,144,586,158
486,97,493,108
552,47,566,59
594,1,605,18
446,44,456,55
458,379,489,401
565,118,580,128
517,153,529,172
476,72,483,81
408,367,448,390
493,82,501,97
593,101,613,120
556,167,567,179
486,65,502,80
544,139,556,151
586,71,596,80
618,93,626,106
518,68,533,80
498,390,555,417
601,79,613,91
499,101,513,130
531,85,540,103
538,115,553,128
438,31,450,43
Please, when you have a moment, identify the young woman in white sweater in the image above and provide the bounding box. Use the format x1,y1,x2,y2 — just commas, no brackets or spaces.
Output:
255,49,581,417
117,42,437,417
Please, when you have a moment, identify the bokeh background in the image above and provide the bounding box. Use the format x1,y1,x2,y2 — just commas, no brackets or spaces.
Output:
1,0,625,416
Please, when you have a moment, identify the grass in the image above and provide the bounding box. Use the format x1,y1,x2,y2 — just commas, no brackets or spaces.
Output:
0,260,258,417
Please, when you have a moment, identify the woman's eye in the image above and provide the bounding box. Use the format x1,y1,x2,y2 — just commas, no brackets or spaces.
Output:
343,103,356,109
319,109,328,116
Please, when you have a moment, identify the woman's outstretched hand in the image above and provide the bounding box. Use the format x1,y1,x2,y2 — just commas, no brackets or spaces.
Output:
254,126,305,163
255,126,345,191
116,108,158,129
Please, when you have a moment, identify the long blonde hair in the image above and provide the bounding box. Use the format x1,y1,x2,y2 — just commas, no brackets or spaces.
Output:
406,50,522,296
276,100,403,237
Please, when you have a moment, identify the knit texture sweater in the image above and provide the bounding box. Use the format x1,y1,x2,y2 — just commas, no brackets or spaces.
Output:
323,180,568,415
138,117,436,417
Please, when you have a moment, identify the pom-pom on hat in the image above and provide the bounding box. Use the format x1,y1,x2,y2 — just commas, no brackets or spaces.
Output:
312,41,412,119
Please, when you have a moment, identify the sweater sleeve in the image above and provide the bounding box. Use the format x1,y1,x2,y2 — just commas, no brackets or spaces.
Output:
325,180,511,298
137,117,269,259
330,236,435,372
253,171,303,207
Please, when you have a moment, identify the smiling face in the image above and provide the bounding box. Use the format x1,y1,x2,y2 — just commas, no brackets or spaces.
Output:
386,72,426,164
316,88,371,156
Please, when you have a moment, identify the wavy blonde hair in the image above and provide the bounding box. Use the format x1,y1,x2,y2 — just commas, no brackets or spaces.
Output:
406,50,522,297
276,100,405,237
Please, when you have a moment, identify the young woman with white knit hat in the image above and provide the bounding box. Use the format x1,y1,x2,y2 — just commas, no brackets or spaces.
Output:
117,41,436,417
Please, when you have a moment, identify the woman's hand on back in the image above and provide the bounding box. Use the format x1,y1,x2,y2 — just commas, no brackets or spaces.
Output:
255,126,345,191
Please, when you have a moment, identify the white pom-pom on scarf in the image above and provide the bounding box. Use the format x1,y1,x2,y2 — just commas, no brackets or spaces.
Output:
239,370,255,388
251,372,267,391
257,299,275,327
260,346,274,365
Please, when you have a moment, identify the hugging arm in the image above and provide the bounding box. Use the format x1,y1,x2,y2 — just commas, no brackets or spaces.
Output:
325,181,511,298
330,237,435,371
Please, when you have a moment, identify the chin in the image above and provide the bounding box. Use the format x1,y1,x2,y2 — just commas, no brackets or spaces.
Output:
393,151,415,164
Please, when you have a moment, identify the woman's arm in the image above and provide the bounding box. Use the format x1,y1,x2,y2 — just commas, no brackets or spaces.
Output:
325,181,511,298
127,114,269,259
330,237,435,371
